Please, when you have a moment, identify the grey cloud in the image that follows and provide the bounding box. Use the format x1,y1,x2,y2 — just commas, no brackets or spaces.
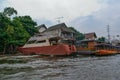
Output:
70,1,120,37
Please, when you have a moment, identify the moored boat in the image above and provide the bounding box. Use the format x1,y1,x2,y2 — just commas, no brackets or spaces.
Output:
95,43,118,55
77,50,96,55
76,39,98,55
18,23,77,56
75,32,98,55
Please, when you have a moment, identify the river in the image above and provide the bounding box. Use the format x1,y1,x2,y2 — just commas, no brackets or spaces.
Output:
0,54,120,80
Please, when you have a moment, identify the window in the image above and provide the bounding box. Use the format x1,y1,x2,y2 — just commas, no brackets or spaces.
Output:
36,40,46,43
27,40,36,44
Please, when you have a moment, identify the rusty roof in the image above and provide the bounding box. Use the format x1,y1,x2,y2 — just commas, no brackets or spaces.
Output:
37,24,47,29
44,23,75,33
84,32,97,39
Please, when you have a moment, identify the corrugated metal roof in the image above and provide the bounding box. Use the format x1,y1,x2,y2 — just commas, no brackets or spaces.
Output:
44,23,75,33
84,32,97,39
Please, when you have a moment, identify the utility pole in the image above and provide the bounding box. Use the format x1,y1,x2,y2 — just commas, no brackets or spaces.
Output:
56,16,64,24
107,25,110,43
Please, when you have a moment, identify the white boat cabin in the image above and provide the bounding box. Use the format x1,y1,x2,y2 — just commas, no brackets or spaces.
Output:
23,23,76,48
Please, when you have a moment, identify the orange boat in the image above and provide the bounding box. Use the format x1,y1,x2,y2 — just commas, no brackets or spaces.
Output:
18,35,76,56
18,23,77,56
95,43,118,55
76,40,97,55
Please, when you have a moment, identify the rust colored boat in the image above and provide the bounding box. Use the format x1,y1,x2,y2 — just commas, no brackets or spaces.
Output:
18,44,76,56
95,43,118,55
18,23,77,56
76,39,98,55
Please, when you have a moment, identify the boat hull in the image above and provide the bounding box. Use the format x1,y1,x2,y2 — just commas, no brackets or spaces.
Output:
77,50,96,55
76,47,96,55
96,50,117,55
18,44,76,56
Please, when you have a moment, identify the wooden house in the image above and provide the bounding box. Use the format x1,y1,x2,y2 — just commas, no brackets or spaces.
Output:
76,32,99,51
76,40,98,51
41,23,75,42
25,23,76,48
84,32,97,40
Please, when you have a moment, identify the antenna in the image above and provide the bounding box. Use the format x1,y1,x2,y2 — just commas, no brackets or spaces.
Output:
107,25,110,43
56,16,64,24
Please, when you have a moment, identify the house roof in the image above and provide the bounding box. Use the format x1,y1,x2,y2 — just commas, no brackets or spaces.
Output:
84,32,97,39
37,24,47,29
44,23,75,33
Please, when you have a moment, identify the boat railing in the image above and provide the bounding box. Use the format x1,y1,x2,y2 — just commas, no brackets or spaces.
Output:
95,43,120,54
61,35,75,40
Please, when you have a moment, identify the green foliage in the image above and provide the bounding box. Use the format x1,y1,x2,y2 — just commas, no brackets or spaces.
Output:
3,7,17,17
13,16,38,36
69,27,84,40
0,7,38,54
97,36,106,42
11,19,30,45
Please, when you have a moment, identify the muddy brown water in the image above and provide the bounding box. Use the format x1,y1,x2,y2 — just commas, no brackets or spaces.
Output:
0,54,120,80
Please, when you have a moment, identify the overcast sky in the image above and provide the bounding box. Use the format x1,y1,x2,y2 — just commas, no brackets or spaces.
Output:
0,0,120,38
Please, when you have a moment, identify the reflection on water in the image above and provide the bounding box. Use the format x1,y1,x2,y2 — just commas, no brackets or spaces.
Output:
0,55,120,80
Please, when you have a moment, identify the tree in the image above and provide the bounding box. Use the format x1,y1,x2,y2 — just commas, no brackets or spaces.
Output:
0,7,38,54
13,16,38,36
69,27,84,40
0,12,12,54
3,7,17,17
97,36,106,42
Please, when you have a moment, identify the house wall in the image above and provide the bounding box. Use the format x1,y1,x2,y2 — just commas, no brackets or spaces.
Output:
86,37,96,40
42,29,74,40
39,27,46,33
40,27,75,41
61,32,74,40
88,41,97,50
42,29,61,38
